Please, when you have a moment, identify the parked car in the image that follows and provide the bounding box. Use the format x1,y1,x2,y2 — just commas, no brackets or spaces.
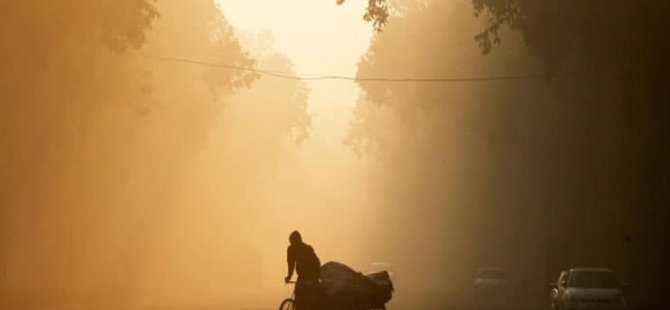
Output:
550,267,627,310
550,270,569,309
472,268,512,307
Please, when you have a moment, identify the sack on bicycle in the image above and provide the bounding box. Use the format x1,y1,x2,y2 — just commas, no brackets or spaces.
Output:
319,261,394,310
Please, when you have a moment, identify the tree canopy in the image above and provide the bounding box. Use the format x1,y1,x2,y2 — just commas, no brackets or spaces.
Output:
346,1,668,306
0,0,310,305
345,0,668,81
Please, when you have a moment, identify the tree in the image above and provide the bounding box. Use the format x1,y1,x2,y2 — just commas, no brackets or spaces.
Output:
345,0,669,82
0,0,309,306
337,0,388,31
347,1,669,307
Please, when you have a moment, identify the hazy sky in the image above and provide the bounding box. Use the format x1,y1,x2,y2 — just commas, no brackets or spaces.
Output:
215,1,376,286
215,0,374,217
216,0,372,76
216,0,372,129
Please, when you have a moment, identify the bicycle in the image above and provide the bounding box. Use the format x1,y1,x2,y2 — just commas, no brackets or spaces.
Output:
279,281,321,310
279,280,389,310
279,281,297,310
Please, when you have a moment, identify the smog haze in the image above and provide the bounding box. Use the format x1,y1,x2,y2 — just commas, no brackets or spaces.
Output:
1,1,668,310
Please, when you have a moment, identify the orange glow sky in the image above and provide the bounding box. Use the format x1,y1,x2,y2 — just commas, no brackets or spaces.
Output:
215,0,375,288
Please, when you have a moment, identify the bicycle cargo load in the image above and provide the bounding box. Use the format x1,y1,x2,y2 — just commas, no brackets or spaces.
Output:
320,261,394,309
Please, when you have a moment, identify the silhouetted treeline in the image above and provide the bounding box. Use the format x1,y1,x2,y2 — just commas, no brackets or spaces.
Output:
349,0,669,308
0,0,310,308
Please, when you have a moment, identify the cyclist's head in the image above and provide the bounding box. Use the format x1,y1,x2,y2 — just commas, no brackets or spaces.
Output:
289,231,302,245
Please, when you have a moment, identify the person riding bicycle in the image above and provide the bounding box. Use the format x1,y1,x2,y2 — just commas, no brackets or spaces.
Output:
285,231,321,310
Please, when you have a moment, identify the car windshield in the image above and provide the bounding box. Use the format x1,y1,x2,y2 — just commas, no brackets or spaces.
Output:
478,269,506,279
569,271,618,288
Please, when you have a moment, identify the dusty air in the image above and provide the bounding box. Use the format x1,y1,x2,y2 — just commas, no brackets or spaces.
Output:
0,1,667,310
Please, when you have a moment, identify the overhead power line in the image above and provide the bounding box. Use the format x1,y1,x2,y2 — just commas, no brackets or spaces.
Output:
142,55,580,83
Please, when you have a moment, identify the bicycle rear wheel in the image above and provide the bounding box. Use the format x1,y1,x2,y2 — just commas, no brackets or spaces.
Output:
279,298,296,310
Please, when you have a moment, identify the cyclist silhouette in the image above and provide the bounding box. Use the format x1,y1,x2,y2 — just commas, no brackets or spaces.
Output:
285,231,321,310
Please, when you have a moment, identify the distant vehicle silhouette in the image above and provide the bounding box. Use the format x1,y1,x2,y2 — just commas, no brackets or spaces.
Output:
550,268,627,310
549,270,569,310
472,267,512,308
